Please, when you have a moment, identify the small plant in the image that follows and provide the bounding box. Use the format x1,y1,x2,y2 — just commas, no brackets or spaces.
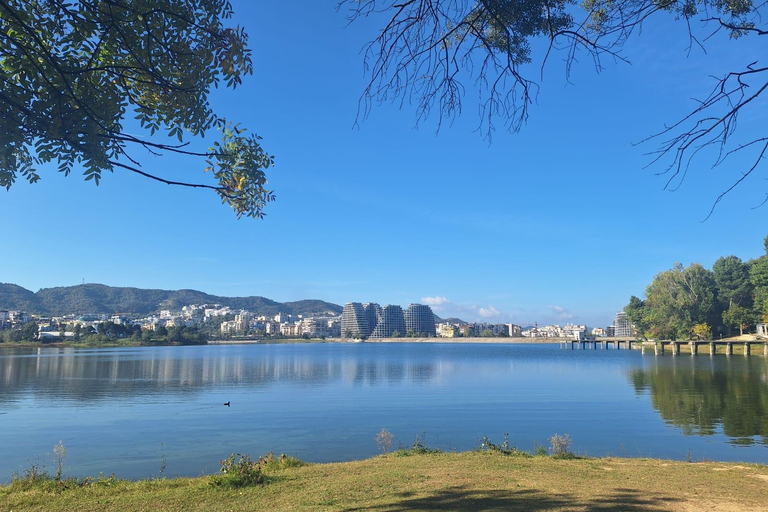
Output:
396,431,442,456
534,441,548,457
210,453,265,488
376,428,395,454
478,433,530,457
549,433,574,458
10,457,49,491
51,440,66,482
158,442,167,478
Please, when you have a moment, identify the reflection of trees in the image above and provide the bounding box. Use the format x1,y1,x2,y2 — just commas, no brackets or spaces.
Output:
0,347,438,404
630,359,768,445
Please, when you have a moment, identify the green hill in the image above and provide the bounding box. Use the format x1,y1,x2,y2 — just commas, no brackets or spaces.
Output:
0,283,342,318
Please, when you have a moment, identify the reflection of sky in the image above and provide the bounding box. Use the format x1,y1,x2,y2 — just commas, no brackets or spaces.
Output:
1,343,766,481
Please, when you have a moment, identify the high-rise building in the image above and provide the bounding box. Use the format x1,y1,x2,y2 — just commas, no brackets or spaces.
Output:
341,302,369,338
370,305,406,338
614,312,632,337
364,303,381,335
404,303,436,336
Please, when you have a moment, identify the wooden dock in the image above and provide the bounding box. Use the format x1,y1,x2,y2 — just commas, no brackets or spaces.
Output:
559,339,768,356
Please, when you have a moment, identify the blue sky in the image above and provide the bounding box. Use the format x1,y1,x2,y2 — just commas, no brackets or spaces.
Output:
1,2,766,328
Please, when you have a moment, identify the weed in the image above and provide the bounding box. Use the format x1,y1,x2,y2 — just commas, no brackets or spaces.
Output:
51,440,66,482
209,452,303,488
534,441,547,457
10,457,49,491
158,443,167,478
261,452,304,471
549,433,575,459
478,433,531,457
395,432,442,456
376,428,394,454
210,453,266,488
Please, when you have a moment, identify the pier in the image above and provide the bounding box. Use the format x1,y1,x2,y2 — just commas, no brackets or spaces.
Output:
559,338,768,356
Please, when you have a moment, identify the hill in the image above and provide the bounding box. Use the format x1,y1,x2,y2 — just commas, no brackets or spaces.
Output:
0,283,342,318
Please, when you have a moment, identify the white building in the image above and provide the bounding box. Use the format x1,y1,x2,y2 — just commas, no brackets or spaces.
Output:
614,312,632,337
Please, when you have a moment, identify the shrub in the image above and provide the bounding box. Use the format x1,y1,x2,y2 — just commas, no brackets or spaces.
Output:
396,432,442,456
549,433,575,458
210,454,265,488
478,433,531,457
376,428,394,454
210,452,303,488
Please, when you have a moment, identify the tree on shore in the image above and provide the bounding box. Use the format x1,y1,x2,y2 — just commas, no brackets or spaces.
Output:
626,234,768,339
1,0,274,218
344,0,767,213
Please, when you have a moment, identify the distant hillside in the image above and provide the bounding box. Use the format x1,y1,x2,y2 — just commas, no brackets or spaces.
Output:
0,283,42,313
0,283,342,318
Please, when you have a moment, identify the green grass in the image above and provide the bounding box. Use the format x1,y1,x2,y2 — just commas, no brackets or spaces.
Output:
4,452,768,511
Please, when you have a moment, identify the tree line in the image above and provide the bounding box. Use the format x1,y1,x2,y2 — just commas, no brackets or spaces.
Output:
624,235,768,340
0,321,206,345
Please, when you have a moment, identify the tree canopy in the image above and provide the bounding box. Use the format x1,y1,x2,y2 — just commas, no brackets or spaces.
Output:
625,234,768,340
344,0,766,215
1,0,274,218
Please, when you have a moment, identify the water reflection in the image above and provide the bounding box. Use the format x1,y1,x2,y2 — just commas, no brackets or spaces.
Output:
0,346,439,405
629,357,768,445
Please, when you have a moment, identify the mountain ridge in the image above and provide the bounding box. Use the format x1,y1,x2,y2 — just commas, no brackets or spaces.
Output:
0,283,342,318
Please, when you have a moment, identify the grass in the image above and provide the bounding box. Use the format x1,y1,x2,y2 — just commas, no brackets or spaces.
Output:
3,451,768,511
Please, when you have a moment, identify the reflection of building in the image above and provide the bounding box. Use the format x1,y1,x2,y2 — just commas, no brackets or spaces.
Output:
341,302,369,338
614,312,632,337
370,305,406,338
405,304,436,336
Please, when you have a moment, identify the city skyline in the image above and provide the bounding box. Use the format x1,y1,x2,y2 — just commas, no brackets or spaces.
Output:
1,1,766,329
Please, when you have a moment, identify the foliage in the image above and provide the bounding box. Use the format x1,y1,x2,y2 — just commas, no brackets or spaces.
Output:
691,323,712,340
345,0,767,213
643,262,719,340
376,428,395,454
210,453,266,488
51,441,66,483
20,321,39,341
396,432,442,456
0,0,274,218
626,234,768,339
713,256,753,309
750,255,768,322
478,433,531,457
209,452,302,488
624,296,650,339
548,433,574,458
722,304,754,336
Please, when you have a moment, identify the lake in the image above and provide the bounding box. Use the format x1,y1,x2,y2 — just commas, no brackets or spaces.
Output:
1,342,766,481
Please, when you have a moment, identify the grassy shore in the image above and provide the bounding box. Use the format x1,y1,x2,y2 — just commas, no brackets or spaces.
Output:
3,452,768,511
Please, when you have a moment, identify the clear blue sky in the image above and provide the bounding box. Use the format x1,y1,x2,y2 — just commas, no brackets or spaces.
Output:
1,2,766,328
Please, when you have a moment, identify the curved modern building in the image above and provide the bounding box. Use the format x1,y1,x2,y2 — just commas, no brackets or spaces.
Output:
363,303,381,335
405,303,436,336
370,305,406,338
341,302,369,338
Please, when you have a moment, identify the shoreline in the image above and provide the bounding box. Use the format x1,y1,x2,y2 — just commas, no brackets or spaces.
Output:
4,451,768,511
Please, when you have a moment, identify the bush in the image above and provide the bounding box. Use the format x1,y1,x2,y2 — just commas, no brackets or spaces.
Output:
210,454,265,488
209,452,303,488
478,434,531,457
549,433,575,459
376,428,394,454
396,432,442,456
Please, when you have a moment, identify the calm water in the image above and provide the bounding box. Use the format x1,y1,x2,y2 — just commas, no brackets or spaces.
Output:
1,342,767,481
